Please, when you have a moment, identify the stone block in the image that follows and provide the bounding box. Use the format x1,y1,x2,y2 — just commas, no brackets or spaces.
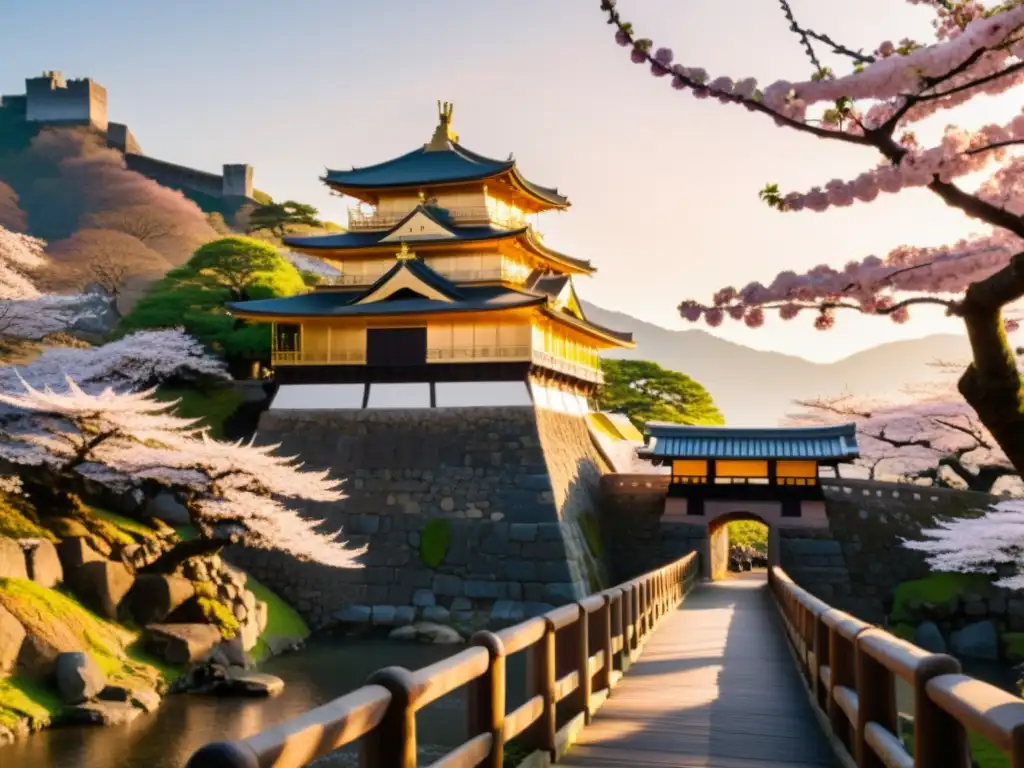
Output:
479,535,509,556
0,603,25,676
144,624,221,665
395,606,416,624
124,574,195,626
450,597,472,613
504,559,536,581
71,561,134,620
0,537,27,580
914,622,947,654
538,561,573,583
21,540,62,588
55,651,107,705
516,474,552,491
433,574,463,597
950,620,998,661
464,581,501,599
537,523,563,541
371,605,398,625
542,582,577,604
347,515,381,535
333,604,372,623
56,537,102,573
490,600,525,624
523,602,555,619
421,605,450,622
509,524,538,543
412,589,436,607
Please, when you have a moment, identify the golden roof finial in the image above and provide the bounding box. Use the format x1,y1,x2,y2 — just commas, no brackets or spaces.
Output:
395,241,416,262
425,100,458,151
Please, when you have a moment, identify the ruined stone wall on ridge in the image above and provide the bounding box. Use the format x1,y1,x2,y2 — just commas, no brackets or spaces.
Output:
228,407,608,631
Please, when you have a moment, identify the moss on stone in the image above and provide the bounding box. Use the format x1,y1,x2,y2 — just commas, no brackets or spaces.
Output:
0,676,60,731
420,519,451,568
578,512,603,558
891,572,996,624
43,517,91,538
890,622,915,642
197,597,239,639
246,574,311,663
1003,632,1024,662
0,493,56,541
86,506,158,541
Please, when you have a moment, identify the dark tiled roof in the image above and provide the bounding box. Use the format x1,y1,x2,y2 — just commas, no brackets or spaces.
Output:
322,142,569,207
640,424,860,461
226,284,546,319
529,273,570,297
353,258,465,303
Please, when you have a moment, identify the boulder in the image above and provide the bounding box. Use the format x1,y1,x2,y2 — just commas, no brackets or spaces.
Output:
213,636,251,669
54,651,106,705
98,685,161,713
144,492,191,526
0,603,26,675
219,672,284,698
61,700,141,727
45,518,91,539
17,631,62,679
144,623,222,665
71,561,134,620
388,625,418,641
21,539,63,588
950,620,999,661
255,600,268,634
0,536,28,579
124,574,195,626
56,537,103,573
914,622,947,654
414,622,463,645
239,618,260,653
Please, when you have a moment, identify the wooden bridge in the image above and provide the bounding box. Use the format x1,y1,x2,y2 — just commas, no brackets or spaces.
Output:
186,554,1024,768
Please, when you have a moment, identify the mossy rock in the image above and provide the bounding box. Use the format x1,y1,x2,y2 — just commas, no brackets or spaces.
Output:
0,496,57,541
890,622,915,642
420,519,451,568
197,597,239,639
891,573,996,624
44,517,91,538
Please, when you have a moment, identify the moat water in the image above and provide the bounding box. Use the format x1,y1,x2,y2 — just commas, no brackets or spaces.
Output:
4,638,528,768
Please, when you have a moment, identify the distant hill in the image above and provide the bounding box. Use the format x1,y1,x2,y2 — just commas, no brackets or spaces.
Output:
583,302,969,426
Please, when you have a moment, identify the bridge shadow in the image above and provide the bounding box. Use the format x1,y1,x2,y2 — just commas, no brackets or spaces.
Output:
561,571,838,767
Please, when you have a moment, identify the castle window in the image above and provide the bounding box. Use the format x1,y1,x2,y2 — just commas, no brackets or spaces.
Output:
274,323,300,352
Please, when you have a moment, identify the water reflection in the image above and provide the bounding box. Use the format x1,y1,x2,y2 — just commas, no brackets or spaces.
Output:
4,639,469,768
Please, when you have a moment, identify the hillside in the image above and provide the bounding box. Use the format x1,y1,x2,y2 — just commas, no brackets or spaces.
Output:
583,302,969,426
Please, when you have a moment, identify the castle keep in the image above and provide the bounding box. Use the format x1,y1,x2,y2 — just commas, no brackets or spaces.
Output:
1,71,255,208
227,104,635,629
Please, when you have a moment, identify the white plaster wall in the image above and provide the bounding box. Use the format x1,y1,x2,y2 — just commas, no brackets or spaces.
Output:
434,381,532,408
270,384,364,410
367,383,431,409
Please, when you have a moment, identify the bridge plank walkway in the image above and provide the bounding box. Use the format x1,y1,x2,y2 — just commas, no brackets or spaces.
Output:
561,573,837,767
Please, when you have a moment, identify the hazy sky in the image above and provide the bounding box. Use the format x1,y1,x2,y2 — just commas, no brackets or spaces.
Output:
1,0,1012,362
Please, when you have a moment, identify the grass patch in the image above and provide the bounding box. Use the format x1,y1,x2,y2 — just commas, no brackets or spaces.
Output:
0,676,61,730
0,577,160,690
86,505,157,540
1003,632,1024,663
890,622,915,642
420,519,451,568
155,386,243,440
246,574,311,663
727,520,768,554
891,573,996,623
0,492,57,541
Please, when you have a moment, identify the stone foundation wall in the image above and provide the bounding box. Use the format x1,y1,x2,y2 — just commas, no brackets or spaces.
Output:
229,407,608,630
598,475,706,582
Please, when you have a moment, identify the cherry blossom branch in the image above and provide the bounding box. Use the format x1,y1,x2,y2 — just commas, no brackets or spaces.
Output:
776,0,824,72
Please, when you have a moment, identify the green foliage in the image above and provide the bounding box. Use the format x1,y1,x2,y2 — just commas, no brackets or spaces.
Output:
0,492,57,541
246,200,323,237
599,359,724,431
759,183,786,211
726,521,767,554
420,519,452,568
890,623,915,642
252,189,273,206
197,597,240,639
0,676,61,731
119,237,307,367
154,386,244,440
900,713,1007,768
246,574,311,663
1003,632,1024,663
890,573,996,624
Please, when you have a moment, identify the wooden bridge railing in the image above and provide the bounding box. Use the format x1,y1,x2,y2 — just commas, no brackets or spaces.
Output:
186,552,699,768
769,565,1024,768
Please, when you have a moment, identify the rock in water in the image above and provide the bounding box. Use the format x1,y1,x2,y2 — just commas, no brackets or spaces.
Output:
125,574,195,626
0,604,25,676
388,625,418,641
144,624,222,665
21,540,63,588
55,652,107,705
0,537,28,579
61,701,142,727
221,672,284,697
950,620,999,661
914,622,947,654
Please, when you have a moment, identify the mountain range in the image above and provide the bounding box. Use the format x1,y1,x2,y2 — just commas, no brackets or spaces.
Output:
583,302,969,426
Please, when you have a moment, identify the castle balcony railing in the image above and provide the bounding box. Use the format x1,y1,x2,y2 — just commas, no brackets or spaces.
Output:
426,345,531,362
186,553,699,768
270,349,367,365
531,349,604,384
322,266,528,288
347,205,527,231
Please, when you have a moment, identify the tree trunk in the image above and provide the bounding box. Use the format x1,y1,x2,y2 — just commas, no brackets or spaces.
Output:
957,260,1024,477
141,536,230,575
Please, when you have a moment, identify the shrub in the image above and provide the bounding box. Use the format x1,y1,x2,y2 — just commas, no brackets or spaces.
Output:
420,519,452,568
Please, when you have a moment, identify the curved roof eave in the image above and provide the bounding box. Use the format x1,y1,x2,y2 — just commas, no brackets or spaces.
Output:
519,230,594,274
540,306,635,348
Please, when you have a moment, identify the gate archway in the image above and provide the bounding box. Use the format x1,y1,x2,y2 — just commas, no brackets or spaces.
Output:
706,511,774,581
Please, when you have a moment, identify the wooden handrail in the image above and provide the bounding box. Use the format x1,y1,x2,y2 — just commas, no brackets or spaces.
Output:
186,552,699,768
769,565,1024,768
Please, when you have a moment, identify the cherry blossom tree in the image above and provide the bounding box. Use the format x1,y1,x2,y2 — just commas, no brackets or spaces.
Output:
0,328,230,394
0,379,365,572
903,499,1024,589
600,1,1024,474
0,181,27,233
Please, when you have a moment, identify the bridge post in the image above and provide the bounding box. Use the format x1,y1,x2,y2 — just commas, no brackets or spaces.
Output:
912,655,969,768
854,631,898,768
576,603,593,723
361,666,417,768
595,593,613,694
539,616,558,757
468,631,506,768
628,582,639,657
